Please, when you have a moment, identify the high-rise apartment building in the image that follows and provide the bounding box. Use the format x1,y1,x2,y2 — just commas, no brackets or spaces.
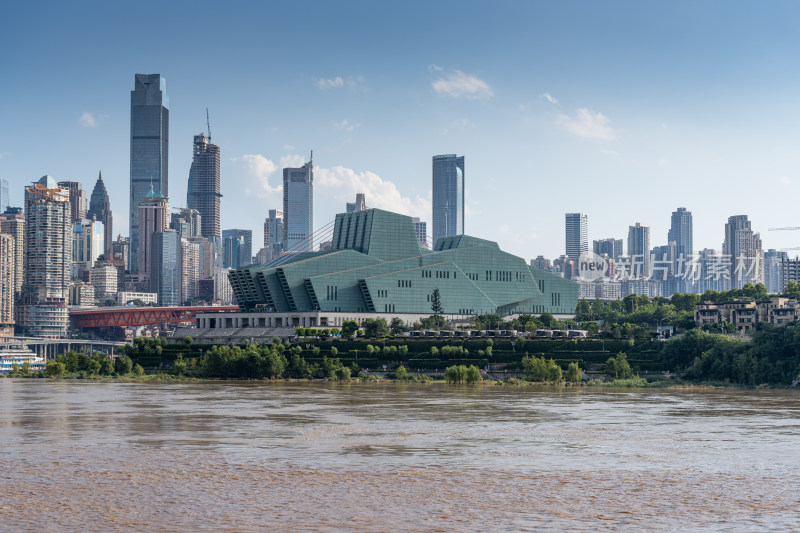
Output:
412,217,428,247
593,238,623,260
432,154,465,243
137,185,169,287
222,229,252,269
0,179,10,214
0,233,14,335
187,133,221,238
91,264,118,301
151,230,180,306
264,209,283,262
57,181,87,222
88,172,113,259
723,215,764,289
180,237,200,304
283,158,313,252
0,209,24,293
71,218,104,279
171,207,202,238
565,213,589,261
19,176,71,337
112,235,130,266
129,73,169,272
346,193,367,212
627,222,651,278
764,249,788,294
668,207,693,259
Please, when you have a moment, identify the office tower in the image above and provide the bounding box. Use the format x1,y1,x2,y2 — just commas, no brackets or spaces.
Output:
19,176,71,337
283,157,313,251
187,133,221,238
627,222,651,278
432,154,465,243
57,181,87,222
137,185,169,287
129,73,169,271
222,229,252,269
151,230,180,306
0,233,14,335
0,179,9,214
87,172,113,259
0,209,24,293
764,249,788,294
565,213,589,261
71,218,105,279
593,238,623,260
723,215,764,289
346,193,366,212
264,209,283,262
180,237,200,303
171,207,202,238
412,217,427,247
668,207,693,259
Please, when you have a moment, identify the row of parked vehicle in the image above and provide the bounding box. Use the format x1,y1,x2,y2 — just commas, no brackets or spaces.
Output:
402,329,588,339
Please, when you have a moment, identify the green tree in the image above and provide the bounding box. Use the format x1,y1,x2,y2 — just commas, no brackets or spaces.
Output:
341,320,359,338
522,354,549,381
538,312,556,329
444,364,467,384
183,336,193,346
575,299,592,321
785,280,800,300
134,364,145,377
605,352,632,379
44,360,67,377
114,356,133,374
431,287,443,318
465,365,482,384
390,317,407,335
100,357,115,375
335,366,351,381
546,359,563,382
395,365,409,380
362,318,389,338
565,362,582,382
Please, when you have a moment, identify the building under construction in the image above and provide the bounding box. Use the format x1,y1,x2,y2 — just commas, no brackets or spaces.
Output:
187,133,221,239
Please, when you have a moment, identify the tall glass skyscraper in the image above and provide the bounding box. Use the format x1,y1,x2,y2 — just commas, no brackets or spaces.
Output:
187,133,221,238
88,172,113,259
283,158,314,252
565,213,588,261
0,179,9,214
129,73,169,272
222,229,253,269
432,154,464,244
667,207,693,259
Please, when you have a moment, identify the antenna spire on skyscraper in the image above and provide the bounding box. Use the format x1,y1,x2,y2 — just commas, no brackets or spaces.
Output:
206,108,211,140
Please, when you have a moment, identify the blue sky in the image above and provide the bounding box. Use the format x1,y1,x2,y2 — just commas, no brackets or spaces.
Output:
3,1,800,259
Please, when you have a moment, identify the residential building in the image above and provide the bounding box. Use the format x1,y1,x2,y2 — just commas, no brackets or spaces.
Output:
111,235,129,267
137,185,169,287
180,237,200,303
91,264,118,301
170,207,202,238
780,257,800,291
0,209,24,293
283,157,313,252
70,282,95,306
0,233,14,334
432,154,465,243
87,172,113,259
57,181,87,222
346,193,366,212
668,207,693,260
593,238,623,260
764,249,788,294
151,230,180,306
412,217,428,248
565,213,588,261
71,218,104,279
129,73,169,272
695,297,799,333
214,267,233,304
263,209,284,262
723,215,763,289
19,176,71,337
627,222,651,278
187,133,221,238
117,291,158,306
531,256,551,272
228,208,578,316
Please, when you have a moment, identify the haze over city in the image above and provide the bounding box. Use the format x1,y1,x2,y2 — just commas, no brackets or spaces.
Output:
3,1,800,259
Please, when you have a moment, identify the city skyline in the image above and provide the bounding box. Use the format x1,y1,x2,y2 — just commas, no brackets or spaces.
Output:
4,2,800,260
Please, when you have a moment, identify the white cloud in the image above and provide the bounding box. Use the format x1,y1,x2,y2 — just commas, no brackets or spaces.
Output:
518,103,531,111
282,144,294,151
780,176,792,185
313,76,365,91
540,92,559,105
238,154,279,196
556,108,616,141
428,64,444,72
334,119,359,132
432,70,493,99
316,165,430,221
79,111,107,128
454,118,473,129
280,154,306,168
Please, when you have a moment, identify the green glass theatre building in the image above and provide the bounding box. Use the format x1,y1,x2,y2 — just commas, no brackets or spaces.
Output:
229,209,578,316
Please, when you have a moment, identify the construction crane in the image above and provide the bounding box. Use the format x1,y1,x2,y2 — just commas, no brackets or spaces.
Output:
769,227,800,231
206,108,211,140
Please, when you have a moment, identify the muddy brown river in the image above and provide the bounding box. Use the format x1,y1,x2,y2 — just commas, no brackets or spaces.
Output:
1,380,798,531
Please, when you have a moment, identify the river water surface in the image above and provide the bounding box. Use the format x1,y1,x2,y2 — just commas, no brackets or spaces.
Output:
0,380,798,531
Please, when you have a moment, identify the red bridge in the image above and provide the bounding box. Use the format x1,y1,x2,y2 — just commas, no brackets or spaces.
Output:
70,306,239,328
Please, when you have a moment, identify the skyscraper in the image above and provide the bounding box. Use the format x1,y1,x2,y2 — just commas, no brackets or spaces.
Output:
222,229,252,269
668,207,693,259
346,193,366,212
764,249,788,293
283,157,313,252
264,209,283,262
0,179,9,214
723,215,763,289
432,154,464,243
151,230,180,306
0,234,14,336
20,176,71,337
593,238,623,259
565,213,588,261
412,217,428,247
57,181,87,222
627,222,651,278
0,209,24,294
129,73,169,272
187,133,221,238
137,185,169,287
88,172,113,259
